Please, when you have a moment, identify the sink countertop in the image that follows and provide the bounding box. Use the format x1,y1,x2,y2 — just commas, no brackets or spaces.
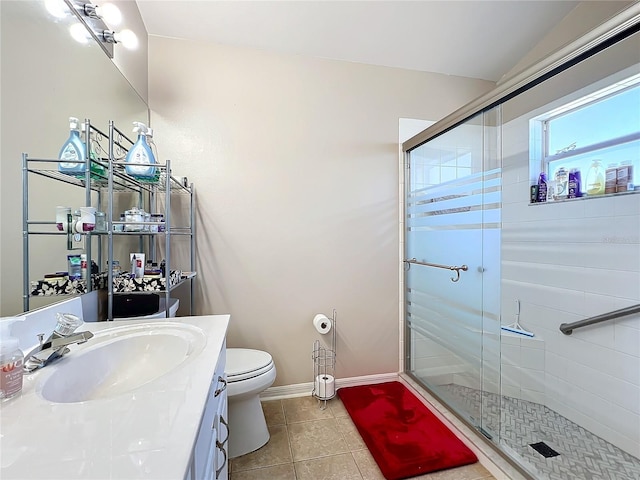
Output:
0,314,230,480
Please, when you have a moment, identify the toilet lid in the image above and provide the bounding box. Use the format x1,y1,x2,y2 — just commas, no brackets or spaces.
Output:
226,348,273,381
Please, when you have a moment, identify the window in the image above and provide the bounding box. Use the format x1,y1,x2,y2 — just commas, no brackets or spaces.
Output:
532,72,640,198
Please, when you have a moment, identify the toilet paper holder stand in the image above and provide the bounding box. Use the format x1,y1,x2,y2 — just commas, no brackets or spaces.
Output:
312,309,336,406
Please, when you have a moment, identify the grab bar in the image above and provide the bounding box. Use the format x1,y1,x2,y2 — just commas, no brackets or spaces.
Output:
403,258,468,282
560,303,640,335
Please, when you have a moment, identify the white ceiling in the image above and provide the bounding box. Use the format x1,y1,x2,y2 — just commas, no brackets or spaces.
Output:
136,0,581,82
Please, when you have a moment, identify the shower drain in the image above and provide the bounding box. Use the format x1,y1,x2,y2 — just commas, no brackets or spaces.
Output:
529,441,560,458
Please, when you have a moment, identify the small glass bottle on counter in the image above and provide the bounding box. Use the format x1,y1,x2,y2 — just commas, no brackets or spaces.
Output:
95,211,106,232
113,214,125,232
143,212,151,232
149,213,165,232
0,325,23,402
124,207,144,232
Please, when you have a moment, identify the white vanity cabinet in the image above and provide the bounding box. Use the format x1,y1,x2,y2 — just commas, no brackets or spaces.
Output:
187,341,228,480
213,383,229,479
0,315,230,480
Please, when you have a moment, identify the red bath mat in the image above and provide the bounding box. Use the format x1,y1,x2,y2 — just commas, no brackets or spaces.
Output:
338,381,477,480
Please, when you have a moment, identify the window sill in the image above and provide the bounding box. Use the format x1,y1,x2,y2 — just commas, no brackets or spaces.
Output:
529,188,639,206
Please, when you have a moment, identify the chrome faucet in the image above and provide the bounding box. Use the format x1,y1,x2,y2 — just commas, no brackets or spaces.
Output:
23,313,94,373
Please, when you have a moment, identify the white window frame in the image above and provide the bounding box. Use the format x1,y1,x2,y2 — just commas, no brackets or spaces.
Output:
531,72,640,180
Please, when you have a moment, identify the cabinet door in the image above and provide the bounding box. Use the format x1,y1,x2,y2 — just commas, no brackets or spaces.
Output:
190,343,227,480
213,378,229,480
185,460,195,480
193,381,217,480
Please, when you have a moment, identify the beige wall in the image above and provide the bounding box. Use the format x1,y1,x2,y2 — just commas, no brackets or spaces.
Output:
148,35,494,386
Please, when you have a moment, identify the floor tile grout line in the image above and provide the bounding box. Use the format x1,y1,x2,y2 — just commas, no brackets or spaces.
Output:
255,397,498,480
286,397,363,479
280,399,300,480
282,416,298,480
349,451,367,480
333,401,368,479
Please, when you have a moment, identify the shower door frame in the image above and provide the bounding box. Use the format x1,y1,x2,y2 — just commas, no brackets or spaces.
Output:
402,106,502,445
400,3,640,477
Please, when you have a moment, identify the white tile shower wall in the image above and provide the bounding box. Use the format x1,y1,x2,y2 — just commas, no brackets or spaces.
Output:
500,334,546,402
502,113,640,457
452,371,481,391
411,332,467,382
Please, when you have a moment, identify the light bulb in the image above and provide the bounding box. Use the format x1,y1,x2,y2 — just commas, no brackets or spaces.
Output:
45,0,69,19
69,23,91,44
113,29,139,50
96,3,122,26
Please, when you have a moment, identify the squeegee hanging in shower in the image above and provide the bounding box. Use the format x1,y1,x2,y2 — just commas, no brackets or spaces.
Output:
501,299,534,337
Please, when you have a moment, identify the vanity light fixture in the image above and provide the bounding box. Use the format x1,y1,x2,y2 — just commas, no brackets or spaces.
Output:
82,2,122,27
101,29,139,50
45,0,70,19
62,0,138,58
69,22,92,44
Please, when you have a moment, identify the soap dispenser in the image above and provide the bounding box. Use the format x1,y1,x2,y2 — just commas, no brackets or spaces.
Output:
585,159,605,196
0,319,24,402
125,122,157,181
58,117,86,176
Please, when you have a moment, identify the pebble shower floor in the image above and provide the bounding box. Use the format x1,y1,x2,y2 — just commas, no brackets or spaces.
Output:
440,384,640,480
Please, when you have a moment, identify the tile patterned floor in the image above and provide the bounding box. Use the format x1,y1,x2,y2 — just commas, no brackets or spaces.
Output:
439,384,640,480
229,395,495,480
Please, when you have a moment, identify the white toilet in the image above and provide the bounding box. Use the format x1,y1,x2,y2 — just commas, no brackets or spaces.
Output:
226,348,276,458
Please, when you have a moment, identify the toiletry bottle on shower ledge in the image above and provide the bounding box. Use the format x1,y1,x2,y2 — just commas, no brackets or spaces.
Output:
125,122,158,182
537,172,547,203
585,159,605,196
568,168,582,198
58,117,86,176
554,167,569,199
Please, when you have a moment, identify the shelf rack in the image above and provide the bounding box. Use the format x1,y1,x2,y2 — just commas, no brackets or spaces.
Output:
22,119,196,320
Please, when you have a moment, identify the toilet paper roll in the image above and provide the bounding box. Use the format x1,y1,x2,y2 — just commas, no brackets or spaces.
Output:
313,314,332,334
314,374,336,399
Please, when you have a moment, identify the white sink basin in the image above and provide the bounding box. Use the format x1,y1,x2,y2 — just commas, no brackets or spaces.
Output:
38,322,207,403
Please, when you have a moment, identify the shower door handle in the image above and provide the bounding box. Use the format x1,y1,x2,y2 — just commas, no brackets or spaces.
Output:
403,258,468,282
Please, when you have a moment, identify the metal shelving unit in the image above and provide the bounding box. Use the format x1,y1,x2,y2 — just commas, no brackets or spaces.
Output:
22,119,196,320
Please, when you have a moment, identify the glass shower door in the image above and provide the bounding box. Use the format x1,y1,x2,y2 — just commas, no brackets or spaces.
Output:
404,109,501,439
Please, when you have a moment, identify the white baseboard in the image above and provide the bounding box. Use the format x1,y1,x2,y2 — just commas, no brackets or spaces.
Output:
260,372,399,401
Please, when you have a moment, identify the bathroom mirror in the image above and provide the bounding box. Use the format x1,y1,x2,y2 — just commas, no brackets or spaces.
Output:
0,0,149,315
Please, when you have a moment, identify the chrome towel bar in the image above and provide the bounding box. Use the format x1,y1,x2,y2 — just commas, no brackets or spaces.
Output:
559,303,640,335
403,258,468,282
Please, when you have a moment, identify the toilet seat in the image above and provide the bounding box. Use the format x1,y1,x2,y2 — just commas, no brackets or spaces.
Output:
227,348,274,382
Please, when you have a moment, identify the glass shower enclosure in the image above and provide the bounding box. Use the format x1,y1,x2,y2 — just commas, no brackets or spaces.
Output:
404,108,502,441
403,8,640,479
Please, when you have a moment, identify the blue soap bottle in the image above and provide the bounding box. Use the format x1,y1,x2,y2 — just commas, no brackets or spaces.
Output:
58,117,86,176
125,122,157,181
